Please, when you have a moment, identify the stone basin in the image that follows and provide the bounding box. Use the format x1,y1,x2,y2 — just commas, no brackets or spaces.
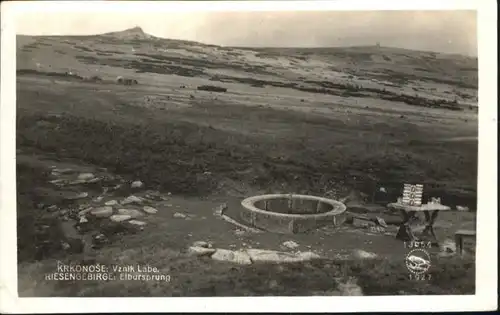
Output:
240,194,347,234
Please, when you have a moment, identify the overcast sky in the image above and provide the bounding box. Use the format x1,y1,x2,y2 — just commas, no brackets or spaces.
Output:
15,10,477,56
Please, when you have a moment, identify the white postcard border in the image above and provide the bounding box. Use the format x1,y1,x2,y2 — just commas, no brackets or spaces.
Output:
1,0,497,313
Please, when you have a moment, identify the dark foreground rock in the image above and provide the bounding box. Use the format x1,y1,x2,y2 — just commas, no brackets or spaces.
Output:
197,85,228,93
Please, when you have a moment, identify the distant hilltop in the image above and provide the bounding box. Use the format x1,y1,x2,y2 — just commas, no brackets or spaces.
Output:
101,26,154,40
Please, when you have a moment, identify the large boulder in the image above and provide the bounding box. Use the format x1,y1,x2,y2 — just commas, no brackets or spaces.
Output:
188,246,216,257
105,200,118,206
282,240,299,250
131,180,144,189
110,214,132,222
336,277,364,296
128,220,147,227
246,249,320,263
121,195,143,205
197,85,227,93
116,76,138,85
211,249,252,265
192,241,212,248
117,208,144,218
90,206,113,218
143,206,158,214
173,212,187,219
352,249,378,260
63,191,89,201
77,173,95,181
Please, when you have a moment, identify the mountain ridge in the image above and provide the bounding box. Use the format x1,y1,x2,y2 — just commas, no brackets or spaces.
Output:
17,27,476,59
16,25,478,110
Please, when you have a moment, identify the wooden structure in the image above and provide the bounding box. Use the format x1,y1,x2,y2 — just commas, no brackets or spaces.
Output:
454,229,476,255
388,202,451,243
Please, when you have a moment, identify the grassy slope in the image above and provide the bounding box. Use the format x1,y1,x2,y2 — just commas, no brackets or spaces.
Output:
17,30,478,109
17,80,478,206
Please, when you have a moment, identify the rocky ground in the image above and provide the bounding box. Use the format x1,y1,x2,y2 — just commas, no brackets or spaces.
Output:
17,149,476,297
20,147,474,260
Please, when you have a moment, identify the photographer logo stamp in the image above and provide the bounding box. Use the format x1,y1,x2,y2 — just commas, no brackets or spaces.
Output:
405,248,432,280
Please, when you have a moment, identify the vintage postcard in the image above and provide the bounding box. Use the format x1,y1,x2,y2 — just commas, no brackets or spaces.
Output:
0,0,497,313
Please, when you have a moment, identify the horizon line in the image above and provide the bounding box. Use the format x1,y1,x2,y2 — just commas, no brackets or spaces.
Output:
16,26,478,58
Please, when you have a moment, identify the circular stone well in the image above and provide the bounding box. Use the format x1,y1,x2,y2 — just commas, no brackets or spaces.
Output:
240,194,347,234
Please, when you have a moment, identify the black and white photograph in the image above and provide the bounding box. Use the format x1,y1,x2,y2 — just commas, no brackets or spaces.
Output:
0,0,497,312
